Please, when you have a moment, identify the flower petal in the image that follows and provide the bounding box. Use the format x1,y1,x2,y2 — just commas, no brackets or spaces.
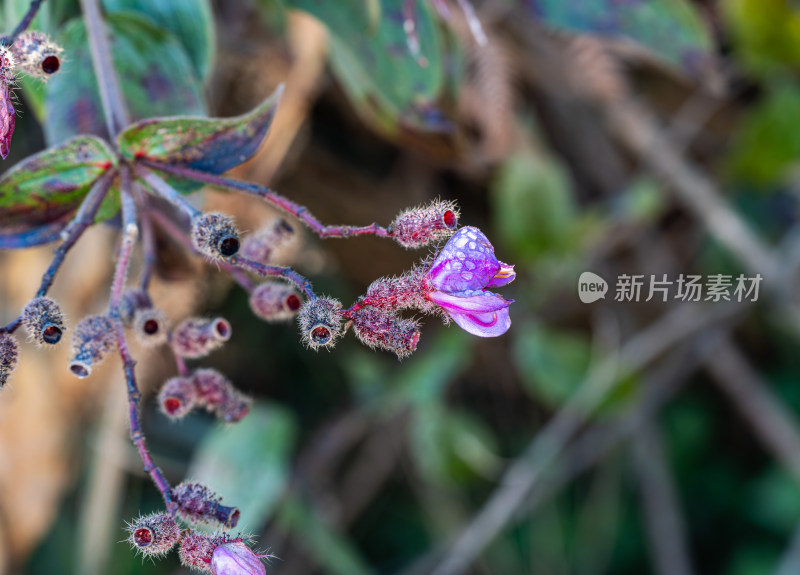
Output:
427,226,501,292
449,306,512,337
0,83,15,160
211,542,266,575
486,261,516,288
429,289,512,314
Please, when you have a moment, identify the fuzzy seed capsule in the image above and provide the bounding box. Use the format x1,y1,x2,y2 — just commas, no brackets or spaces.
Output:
172,317,232,359
249,282,302,322
118,288,152,327
179,532,218,572
158,376,197,419
351,308,420,359
191,368,251,423
126,513,181,557
10,31,63,80
297,297,343,350
192,212,240,260
389,200,459,249
239,218,295,264
0,333,19,388
173,481,241,528
22,297,65,346
134,308,169,347
69,315,116,378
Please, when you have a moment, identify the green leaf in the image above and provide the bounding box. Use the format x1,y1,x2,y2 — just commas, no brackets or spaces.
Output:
188,402,295,531
278,496,373,575
523,0,714,77
102,0,216,80
0,136,115,232
288,0,452,134
44,12,206,146
118,85,282,193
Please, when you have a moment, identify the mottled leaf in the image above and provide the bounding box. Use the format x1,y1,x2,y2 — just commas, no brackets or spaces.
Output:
289,0,453,134
117,85,282,193
188,402,295,532
523,0,714,77
102,0,216,79
0,136,115,233
44,12,206,146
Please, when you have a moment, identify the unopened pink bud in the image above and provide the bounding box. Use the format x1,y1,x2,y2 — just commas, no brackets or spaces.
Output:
179,531,217,572
0,333,19,388
172,317,232,359
191,368,251,423
389,200,459,249
22,296,65,346
126,512,181,557
239,218,295,264
69,315,116,378
249,282,302,322
211,542,266,575
173,481,240,528
158,376,197,419
351,308,420,359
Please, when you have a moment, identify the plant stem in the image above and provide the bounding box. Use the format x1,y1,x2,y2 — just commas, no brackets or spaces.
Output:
143,161,393,240
79,0,129,137
3,0,46,45
136,167,202,219
231,255,317,300
109,167,138,314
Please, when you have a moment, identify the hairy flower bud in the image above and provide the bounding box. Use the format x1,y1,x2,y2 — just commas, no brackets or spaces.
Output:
351,309,420,359
192,212,240,260
211,542,267,575
249,282,302,322
179,531,218,572
69,315,116,378
126,512,181,557
158,376,197,419
134,307,169,347
389,200,459,249
173,481,240,528
10,31,63,80
297,297,343,349
172,317,232,359
0,333,19,388
239,218,295,264
22,297,65,346
191,368,251,423
363,267,435,314
118,288,152,327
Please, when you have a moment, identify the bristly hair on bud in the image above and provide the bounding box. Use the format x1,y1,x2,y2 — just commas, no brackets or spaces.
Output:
191,368,251,423
179,531,219,572
249,282,302,322
118,288,152,327
173,481,241,528
239,217,295,264
297,297,343,350
172,317,232,359
22,297,65,346
69,315,117,378
0,333,20,388
192,212,240,260
126,512,181,558
389,199,459,249
10,31,63,80
134,307,169,347
351,308,421,359
158,376,197,419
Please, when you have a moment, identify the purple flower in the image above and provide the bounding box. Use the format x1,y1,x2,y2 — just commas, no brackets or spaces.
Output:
211,542,266,575
426,226,515,337
0,80,15,160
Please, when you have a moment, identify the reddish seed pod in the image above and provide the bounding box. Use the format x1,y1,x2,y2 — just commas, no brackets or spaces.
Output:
351,308,421,359
297,297,343,350
10,31,63,80
158,376,197,419
389,200,459,249
134,307,169,347
173,481,241,528
22,296,65,346
126,512,181,557
191,368,252,423
192,212,240,260
118,288,152,327
249,282,302,322
69,315,116,378
239,217,295,264
179,531,218,572
172,317,232,359
0,333,19,388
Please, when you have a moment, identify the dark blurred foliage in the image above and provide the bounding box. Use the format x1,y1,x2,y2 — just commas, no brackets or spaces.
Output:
5,0,800,574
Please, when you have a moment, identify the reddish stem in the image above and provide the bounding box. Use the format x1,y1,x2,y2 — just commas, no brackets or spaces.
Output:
230,256,317,301
141,161,393,241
